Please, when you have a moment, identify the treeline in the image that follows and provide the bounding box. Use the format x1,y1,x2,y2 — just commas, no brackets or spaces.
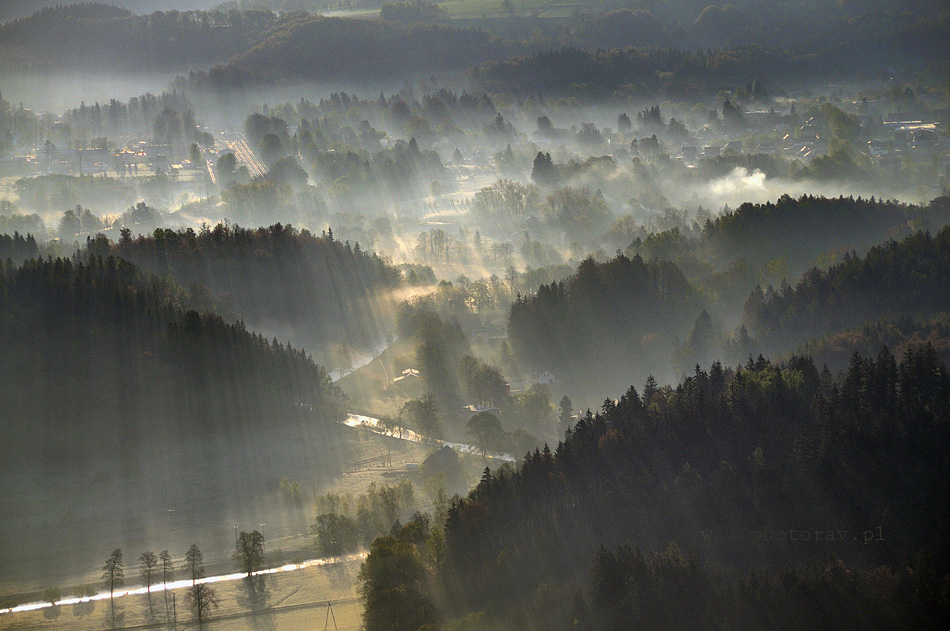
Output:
0,204,44,238
0,231,39,263
507,203,950,393
14,174,137,212
472,179,612,243
747,226,950,353
196,15,509,86
0,254,345,467
1,201,168,249
104,222,402,356
583,543,945,631
0,4,280,70
468,18,949,98
635,195,950,275
62,91,193,139
383,301,554,446
0,90,201,156
435,347,950,628
379,1,447,25
212,106,457,218
508,254,701,393
802,313,950,370
311,482,419,557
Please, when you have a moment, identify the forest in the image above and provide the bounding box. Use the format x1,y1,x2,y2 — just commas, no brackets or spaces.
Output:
0,0,948,629
0,253,345,461
431,345,950,629
100,222,404,359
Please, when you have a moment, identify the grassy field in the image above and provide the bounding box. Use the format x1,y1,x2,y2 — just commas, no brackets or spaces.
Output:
0,330,494,629
0,423,492,631
0,423,430,593
0,557,364,631
439,0,624,19
0,427,435,630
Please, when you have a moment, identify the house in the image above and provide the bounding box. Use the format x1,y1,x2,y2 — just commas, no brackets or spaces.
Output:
757,142,776,155
530,370,557,386
421,446,462,488
393,368,420,384
393,368,423,397
462,404,500,415
702,145,720,159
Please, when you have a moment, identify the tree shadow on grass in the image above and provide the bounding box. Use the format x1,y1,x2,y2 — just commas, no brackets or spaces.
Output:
237,575,276,631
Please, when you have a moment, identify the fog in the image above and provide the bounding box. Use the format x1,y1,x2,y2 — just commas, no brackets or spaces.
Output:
2,72,192,114
1,1,948,630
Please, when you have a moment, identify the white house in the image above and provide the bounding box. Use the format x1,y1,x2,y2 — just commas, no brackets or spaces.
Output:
531,371,558,386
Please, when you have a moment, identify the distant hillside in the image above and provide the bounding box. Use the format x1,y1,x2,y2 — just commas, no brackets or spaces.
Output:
197,14,508,86
0,254,344,459
634,195,950,275
100,222,403,359
508,253,702,392
0,1,222,22
3,2,945,90
468,9,950,97
747,226,950,353
800,313,950,369
0,4,281,70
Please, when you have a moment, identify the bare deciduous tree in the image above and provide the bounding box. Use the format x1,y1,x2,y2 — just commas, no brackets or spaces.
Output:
187,582,219,624
101,549,123,629
159,550,174,619
139,551,158,617
183,543,218,622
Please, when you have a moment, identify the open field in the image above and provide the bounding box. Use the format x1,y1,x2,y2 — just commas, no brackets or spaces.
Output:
0,421,491,631
0,423,432,594
440,0,624,19
0,557,364,631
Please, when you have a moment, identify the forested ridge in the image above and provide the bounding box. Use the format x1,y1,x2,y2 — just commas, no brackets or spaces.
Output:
3,1,946,94
200,14,507,85
0,231,39,263
0,3,510,78
102,222,402,354
0,253,345,466
0,4,281,70
510,204,950,393
435,347,950,629
747,226,950,353
800,313,950,370
508,253,701,393
468,12,950,97
638,195,950,273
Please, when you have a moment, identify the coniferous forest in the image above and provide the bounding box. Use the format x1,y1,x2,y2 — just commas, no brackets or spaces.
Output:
438,347,950,629
1,1,949,629
103,222,403,356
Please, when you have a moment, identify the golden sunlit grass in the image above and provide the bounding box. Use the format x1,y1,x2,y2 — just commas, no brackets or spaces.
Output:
0,557,364,631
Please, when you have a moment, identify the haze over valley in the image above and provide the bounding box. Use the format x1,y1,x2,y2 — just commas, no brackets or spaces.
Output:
1,2,949,630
